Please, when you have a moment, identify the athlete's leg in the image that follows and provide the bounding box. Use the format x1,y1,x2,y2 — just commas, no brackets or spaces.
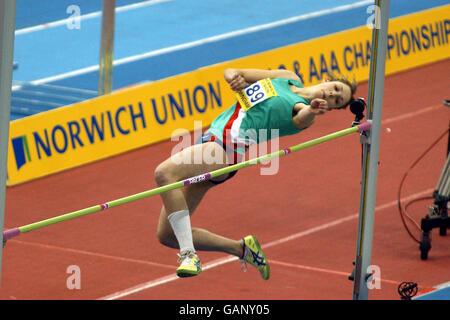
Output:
155,141,270,279
155,141,242,255
154,141,243,277
156,181,243,257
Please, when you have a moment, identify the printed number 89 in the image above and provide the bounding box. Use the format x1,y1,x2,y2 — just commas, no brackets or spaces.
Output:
246,85,265,103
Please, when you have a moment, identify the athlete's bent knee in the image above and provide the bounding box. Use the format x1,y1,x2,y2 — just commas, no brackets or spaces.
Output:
154,162,177,187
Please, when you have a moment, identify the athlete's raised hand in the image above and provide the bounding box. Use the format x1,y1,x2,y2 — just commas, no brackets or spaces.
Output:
309,98,329,115
224,69,249,92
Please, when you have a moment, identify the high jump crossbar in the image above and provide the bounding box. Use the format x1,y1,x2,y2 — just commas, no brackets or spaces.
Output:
2,122,371,244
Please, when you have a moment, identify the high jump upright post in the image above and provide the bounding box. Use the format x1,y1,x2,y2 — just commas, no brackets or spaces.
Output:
0,0,17,288
352,0,390,300
98,0,115,95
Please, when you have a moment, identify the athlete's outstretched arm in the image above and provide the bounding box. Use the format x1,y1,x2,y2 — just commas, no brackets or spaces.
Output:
292,99,329,130
224,68,300,92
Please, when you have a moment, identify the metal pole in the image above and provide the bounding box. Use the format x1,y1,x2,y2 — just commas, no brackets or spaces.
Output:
0,0,17,288
352,0,390,300
98,0,115,95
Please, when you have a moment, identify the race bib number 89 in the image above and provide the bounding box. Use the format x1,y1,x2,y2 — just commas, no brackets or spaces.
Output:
236,78,277,111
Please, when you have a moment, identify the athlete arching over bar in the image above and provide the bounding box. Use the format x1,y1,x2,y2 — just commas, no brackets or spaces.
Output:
154,68,357,279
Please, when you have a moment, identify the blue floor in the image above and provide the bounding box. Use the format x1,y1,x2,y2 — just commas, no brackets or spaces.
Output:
414,285,450,300
15,0,149,29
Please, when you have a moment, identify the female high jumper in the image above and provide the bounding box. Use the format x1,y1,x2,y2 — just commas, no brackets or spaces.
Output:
154,68,356,279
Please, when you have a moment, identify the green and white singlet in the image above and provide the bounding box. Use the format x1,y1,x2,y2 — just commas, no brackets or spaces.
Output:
206,78,310,155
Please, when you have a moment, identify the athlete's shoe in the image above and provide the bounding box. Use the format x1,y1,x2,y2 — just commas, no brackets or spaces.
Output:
239,235,270,280
176,250,202,278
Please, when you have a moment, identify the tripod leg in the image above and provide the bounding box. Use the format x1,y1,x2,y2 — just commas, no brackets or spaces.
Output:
419,231,431,260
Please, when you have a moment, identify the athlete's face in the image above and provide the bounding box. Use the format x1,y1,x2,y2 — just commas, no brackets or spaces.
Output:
317,81,352,109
